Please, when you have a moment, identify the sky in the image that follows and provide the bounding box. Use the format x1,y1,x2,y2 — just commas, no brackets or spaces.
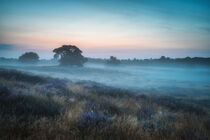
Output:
0,0,210,59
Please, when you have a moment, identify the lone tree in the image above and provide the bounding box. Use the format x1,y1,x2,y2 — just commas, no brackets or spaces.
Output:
160,56,170,61
53,45,87,66
19,52,39,63
106,56,120,65
160,56,166,60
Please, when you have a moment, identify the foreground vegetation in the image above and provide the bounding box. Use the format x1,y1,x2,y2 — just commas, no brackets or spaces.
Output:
0,68,209,140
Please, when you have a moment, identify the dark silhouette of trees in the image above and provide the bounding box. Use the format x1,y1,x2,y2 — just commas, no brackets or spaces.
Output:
85,56,210,66
160,56,166,60
106,56,120,65
53,45,87,66
19,52,39,63
159,56,170,62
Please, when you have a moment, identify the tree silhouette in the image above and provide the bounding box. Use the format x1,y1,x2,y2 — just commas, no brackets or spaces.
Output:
53,45,87,66
106,56,120,65
19,52,39,63
160,56,166,60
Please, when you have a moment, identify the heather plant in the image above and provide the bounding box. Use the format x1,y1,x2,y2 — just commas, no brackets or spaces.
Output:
0,69,209,140
137,106,156,120
0,85,12,96
0,93,63,117
78,112,108,129
0,69,48,84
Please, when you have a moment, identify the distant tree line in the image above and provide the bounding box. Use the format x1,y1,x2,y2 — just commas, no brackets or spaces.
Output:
88,56,210,66
1,44,210,67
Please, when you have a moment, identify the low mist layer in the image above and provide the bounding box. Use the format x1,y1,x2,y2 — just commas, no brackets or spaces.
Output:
1,61,210,96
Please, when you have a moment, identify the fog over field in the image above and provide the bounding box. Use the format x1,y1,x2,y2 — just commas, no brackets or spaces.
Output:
1,0,210,139
1,62,210,96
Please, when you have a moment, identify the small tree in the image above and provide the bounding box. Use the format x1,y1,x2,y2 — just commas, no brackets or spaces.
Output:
19,52,39,63
106,56,120,65
160,56,170,61
160,56,166,60
53,45,87,66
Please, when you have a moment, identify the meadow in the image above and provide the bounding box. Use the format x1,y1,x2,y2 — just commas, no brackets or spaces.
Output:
0,67,209,140
1,0,210,139
1,62,210,95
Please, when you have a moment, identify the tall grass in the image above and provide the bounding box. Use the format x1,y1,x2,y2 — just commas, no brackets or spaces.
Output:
0,69,209,140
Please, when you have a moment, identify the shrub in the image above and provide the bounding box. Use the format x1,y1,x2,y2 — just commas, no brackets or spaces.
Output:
180,130,208,140
0,94,62,117
137,106,155,120
0,85,12,96
45,80,67,90
78,112,107,129
151,96,207,116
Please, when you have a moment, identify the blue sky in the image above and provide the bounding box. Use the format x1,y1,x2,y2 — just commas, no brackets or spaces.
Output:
0,0,210,59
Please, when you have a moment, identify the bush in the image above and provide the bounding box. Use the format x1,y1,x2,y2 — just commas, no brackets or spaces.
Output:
180,130,208,140
78,112,107,129
0,94,62,117
137,107,155,120
0,86,12,96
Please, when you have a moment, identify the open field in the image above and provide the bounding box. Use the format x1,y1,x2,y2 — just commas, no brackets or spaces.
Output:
1,0,210,139
0,68,209,140
1,62,210,95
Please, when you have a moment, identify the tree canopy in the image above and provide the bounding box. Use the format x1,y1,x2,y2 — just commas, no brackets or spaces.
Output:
19,52,39,63
53,45,87,66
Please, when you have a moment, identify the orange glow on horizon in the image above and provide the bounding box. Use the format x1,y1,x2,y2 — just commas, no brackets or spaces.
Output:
0,32,174,51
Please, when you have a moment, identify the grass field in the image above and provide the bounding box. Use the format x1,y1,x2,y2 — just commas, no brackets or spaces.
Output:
0,68,209,140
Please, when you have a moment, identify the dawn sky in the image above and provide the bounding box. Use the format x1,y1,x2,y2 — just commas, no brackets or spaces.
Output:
0,0,210,59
